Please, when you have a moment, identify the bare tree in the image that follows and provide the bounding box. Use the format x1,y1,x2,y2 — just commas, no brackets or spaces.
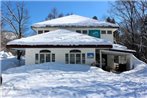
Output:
2,1,29,60
2,1,29,39
110,0,147,63
46,7,73,20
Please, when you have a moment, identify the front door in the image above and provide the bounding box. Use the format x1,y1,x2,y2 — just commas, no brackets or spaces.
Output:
89,30,100,38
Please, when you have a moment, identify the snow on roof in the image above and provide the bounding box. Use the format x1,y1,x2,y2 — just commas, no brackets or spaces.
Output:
112,44,136,53
32,15,119,28
7,29,112,46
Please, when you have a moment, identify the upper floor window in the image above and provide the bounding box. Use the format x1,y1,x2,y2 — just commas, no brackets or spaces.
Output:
82,30,88,34
44,30,50,33
38,30,43,34
76,30,81,33
101,30,106,34
107,31,112,34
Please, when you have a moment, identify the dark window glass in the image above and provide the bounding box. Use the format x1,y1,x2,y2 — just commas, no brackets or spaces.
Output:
76,30,81,33
44,30,49,33
52,54,55,62
101,30,106,34
35,54,38,64
38,30,43,34
82,53,85,64
76,54,81,64
107,31,112,34
65,54,69,64
82,30,87,34
46,54,50,62
40,50,51,53
40,54,45,63
70,54,75,64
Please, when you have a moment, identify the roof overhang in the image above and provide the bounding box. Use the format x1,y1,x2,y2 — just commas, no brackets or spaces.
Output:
31,25,119,29
7,44,112,49
109,48,136,54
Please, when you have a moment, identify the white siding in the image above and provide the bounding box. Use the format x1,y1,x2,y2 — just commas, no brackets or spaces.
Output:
25,48,96,65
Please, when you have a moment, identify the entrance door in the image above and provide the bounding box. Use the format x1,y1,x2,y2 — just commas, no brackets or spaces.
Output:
89,30,100,38
70,53,81,64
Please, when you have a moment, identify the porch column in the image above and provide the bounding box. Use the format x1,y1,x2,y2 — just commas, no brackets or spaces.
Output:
100,50,102,68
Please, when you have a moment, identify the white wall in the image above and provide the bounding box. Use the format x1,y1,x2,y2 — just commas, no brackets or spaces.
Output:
32,27,117,43
25,48,96,65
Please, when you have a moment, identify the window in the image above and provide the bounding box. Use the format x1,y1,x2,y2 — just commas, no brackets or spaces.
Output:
107,31,112,34
101,30,106,34
36,50,55,64
38,30,43,34
82,30,87,34
65,54,69,64
35,54,39,64
44,30,49,33
76,30,81,33
82,53,85,64
65,50,85,64
52,54,55,62
46,54,50,62
76,54,81,64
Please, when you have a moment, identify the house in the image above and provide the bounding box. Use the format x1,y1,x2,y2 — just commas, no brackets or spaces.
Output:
7,15,136,72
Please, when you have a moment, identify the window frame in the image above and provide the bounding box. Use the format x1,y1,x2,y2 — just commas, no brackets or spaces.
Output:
107,30,112,34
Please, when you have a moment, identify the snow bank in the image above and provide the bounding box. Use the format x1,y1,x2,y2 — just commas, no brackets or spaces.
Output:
2,61,147,98
0,51,25,73
0,51,13,59
124,55,147,76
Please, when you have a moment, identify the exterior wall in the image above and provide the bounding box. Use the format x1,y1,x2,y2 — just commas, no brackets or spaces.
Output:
25,48,96,65
32,27,117,43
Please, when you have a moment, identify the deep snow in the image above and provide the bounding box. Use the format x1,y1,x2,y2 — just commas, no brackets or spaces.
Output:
1,54,147,98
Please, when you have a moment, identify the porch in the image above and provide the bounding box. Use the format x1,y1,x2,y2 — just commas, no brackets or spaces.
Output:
95,49,134,73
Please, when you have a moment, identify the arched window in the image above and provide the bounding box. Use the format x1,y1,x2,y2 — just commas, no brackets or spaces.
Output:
65,50,85,64
70,50,81,53
35,50,55,64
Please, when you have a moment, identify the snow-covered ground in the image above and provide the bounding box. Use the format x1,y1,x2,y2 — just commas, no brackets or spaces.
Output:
0,51,25,73
1,54,147,98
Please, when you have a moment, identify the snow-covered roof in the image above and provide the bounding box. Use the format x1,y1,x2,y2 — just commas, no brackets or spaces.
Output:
7,29,112,47
111,44,136,53
32,15,119,28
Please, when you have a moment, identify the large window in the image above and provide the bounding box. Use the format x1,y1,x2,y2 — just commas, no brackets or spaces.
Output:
44,30,50,33
65,50,86,64
35,50,55,64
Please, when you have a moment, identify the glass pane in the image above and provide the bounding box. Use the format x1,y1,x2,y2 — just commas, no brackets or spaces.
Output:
82,30,87,34
65,54,69,64
82,54,85,64
76,30,81,33
46,54,50,62
35,54,38,64
52,54,55,62
40,54,45,63
70,54,75,64
107,31,112,34
76,54,81,64
101,30,106,34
